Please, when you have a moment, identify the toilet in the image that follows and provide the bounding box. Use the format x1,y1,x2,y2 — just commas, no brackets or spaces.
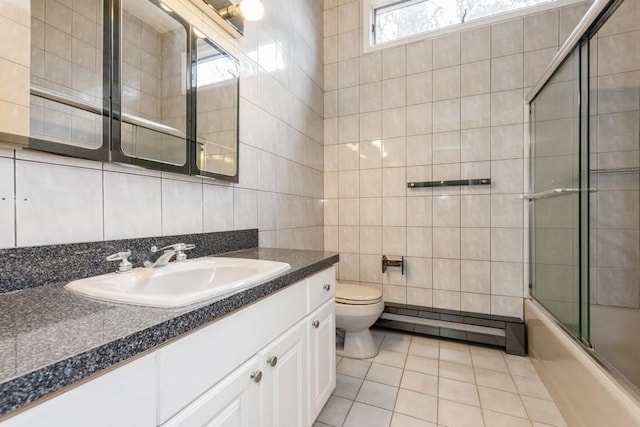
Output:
335,281,385,359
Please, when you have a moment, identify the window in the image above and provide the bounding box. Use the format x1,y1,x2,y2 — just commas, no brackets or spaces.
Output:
368,0,565,47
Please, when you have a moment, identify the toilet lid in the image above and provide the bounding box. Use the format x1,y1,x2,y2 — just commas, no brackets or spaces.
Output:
335,282,383,305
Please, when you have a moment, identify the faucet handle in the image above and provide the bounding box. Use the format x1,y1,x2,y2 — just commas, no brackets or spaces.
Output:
152,243,195,253
106,250,133,273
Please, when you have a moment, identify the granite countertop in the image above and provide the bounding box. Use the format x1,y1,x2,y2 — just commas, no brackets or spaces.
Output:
0,247,339,417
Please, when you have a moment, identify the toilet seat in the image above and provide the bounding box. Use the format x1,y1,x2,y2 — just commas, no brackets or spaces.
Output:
335,282,383,305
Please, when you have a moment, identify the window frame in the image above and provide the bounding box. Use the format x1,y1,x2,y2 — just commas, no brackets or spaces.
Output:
363,0,589,52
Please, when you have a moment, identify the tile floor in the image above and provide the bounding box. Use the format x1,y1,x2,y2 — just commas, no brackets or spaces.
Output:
315,329,567,427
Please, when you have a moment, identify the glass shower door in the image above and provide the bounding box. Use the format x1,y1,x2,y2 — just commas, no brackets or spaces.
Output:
529,49,588,340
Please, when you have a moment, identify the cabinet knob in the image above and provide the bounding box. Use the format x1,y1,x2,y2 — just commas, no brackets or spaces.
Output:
250,370,263,383
267,356,278,367
323,284,331,291
312,320,320,328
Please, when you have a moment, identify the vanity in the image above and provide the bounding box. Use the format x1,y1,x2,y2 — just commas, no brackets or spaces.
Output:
0,232,338,427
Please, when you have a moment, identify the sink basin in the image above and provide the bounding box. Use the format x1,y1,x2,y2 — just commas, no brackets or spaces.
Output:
65,257,291,308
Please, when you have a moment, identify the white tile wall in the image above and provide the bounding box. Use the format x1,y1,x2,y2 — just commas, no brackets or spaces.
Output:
0,0,325,251
323,0,592,318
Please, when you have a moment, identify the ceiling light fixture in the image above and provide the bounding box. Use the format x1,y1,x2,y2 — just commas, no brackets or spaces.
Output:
218,0,264,22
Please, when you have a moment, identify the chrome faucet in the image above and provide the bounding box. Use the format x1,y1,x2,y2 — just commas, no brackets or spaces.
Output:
144,243,195,268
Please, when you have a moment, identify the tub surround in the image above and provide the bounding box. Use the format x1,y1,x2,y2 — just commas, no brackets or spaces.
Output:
0,241,338,418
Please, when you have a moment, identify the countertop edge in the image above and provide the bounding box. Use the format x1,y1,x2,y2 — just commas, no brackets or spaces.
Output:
0,253,339,417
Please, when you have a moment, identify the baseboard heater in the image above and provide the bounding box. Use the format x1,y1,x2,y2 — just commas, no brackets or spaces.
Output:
375,303,527,356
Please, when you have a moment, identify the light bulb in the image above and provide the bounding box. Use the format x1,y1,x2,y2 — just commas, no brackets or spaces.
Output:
238,0,264,21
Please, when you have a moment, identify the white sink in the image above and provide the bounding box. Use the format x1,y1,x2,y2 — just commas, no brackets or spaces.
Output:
65,257,291,308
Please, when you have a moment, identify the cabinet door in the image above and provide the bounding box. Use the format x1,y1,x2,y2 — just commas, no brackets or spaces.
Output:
162,356,261,427
308,299,336,423
259,320,308,427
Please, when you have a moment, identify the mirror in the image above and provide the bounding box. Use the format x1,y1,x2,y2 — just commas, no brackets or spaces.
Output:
29,0,108,159
119,0,189,167
20,0,240,182
194,36,239,178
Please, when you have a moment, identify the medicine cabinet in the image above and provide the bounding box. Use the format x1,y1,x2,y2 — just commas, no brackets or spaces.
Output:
29,0,239,181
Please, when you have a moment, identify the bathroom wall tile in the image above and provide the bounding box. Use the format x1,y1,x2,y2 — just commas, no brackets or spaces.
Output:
407,227,432,257
491,295,523,318
461,95,490,129
524,47,558,88
161,178,203,236
16,161,103,246
433,99,460,133
491,195,524,228
382,45,406,79
407,39,433,74
339,142,360,171
360,82,382,113
597,31,640,76
338,57,360,89
360,51,382,84
360,111,382,141
233,188,257,230
382,197,406,226
337,30,359,61
360,198,382,226
461,195,490,227
339,170,360,198
406,103,433,136
433,228,460,259
382,107,407,138
461,292,491,313
360,168,382,197
339,252,360,281
360,226,382,255
382,168,406,197
461,60,490,96
461,260,490,294
407,287,433,307
257,191,277,231
406,72,433,105
491,228,524,263
491,19,524,58
360,140,383,169
103,172,162,240
0,157,15,248
204,183,233,231
338,86,360,115
382,138,407,168
461,27,491,64
339,225,359,253
559,2,591,43
406,135,433,166
339,114,360,143
406,257,433,288
433,195,460,227
340,198,360,225
382,77,407,109
383,285,407,304
491,262,524,297
382,226,406,256
461,228,490,260
524,10,559,52
433,33,461,69
461,128,491,162
491,54,523,92
433,66,460,101
491,159,524,194
407,196,432,227
491,89,524,126
325,225,338,252
433,289,461,310
491,124,524,160
360,253,383,283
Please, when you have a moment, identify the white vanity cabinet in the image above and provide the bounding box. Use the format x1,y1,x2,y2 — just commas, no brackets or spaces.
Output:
1,266,336,427
162,266,336,427
2,353,157,427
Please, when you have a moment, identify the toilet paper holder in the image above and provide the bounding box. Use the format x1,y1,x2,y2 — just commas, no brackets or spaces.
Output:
382,255,404,275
